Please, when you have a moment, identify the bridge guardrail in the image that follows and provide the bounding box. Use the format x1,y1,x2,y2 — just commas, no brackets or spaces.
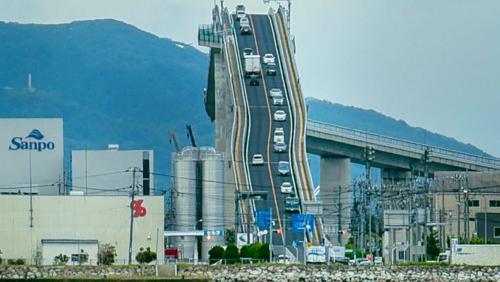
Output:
307,119,500,170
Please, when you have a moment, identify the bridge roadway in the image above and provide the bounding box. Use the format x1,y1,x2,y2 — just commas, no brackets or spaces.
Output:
234,14,302,249
307,119,500,173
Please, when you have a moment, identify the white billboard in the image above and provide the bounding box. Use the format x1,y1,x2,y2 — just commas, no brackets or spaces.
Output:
0,118,64,195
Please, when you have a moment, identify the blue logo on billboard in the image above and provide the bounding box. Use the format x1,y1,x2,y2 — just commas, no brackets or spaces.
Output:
9,129,55,151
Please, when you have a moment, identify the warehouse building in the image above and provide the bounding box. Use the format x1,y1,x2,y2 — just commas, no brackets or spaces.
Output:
0,118,64,195
0,195,164,265
71,146,154,196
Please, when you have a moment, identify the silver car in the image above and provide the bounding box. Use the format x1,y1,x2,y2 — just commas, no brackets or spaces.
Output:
278,161,290,175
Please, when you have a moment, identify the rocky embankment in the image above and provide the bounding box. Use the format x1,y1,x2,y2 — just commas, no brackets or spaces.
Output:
178,264,500,281
0,265,155,279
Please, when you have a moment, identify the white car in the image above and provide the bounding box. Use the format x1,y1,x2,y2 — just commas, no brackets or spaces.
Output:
269,88,282,98
252,154,264,165
236,4,246,20
273,141,287,153
273,127,284,143
273,110,287,121
280,182,293,194
240,16,249,27
272,94,284,106
262,53,275,64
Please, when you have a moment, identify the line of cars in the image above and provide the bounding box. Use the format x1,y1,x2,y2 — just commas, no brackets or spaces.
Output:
237,4,300,214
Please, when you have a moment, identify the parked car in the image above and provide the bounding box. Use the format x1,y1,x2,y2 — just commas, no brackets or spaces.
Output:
273,110,287,121
280,182,293,194
269,88,282,98
273,141,287,153
252,154,264,165
266,62,277,75
374,256,383,265
354,258,371,266
262,53,275,64
278,161,290,175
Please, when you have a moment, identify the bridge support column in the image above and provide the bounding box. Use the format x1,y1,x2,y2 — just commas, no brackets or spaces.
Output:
381,169,411,185
320,157,351,246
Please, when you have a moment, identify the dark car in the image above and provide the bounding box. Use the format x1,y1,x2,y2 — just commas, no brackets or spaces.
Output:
249,74,259,86
240,25,252,35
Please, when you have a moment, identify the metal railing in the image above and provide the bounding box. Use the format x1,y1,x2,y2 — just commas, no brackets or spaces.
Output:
307,119,500,169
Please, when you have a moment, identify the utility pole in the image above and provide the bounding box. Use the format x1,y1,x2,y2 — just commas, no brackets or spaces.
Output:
337,185,342,245
128,167,139,264
269,208,273,262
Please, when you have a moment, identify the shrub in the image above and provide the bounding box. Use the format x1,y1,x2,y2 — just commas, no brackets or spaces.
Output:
8,258,25,265
54,254,69,265
98,243,117,265
208,245,224,263
0,249,2,265
223,244,239,264
240,244,252,258
135,247,156,264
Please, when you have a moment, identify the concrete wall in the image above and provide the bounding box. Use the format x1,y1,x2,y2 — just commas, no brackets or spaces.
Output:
0,118,63,195
0,195,164,265
72,150,154,196
451,244,500,265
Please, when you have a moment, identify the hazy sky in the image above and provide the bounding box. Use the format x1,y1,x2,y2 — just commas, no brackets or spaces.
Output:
1,0,499,157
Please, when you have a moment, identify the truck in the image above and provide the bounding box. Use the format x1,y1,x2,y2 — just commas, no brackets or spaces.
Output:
244,55,261,78
443,244,500,266
307,246,326,264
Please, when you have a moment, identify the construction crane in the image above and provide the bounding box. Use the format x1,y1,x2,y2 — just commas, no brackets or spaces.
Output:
186,125,197,147
168,131,180,152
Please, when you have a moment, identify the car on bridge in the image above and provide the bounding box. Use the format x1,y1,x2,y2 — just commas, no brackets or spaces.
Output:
280,182,293,194
243,48,253,57
273,141,287,153
240,16,250,27
285,197,300,213
262,53,275,64
266,62,277,76
272,93,284,106
236,5,246,20
240,25,252,35
249,74,259,86
252,154,264,165
273,127,284,143
269,88,282,98
278,161,290,175
273,110,287,121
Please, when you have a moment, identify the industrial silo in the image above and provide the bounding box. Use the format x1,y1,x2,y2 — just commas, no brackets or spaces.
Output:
200,147,225,261
172,147,198,260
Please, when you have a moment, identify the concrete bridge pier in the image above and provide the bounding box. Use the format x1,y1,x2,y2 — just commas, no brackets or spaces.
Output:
320,157,351,245
381,169,412,186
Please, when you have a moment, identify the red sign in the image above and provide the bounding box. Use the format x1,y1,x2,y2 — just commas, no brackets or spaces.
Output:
133,199,147,217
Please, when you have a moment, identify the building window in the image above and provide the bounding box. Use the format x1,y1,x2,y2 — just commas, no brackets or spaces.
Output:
468,200,480,207
490,200,500,207
494,227,500,238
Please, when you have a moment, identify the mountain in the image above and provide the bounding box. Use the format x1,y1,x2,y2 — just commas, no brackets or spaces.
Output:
0,19,212,191
0,19,492,191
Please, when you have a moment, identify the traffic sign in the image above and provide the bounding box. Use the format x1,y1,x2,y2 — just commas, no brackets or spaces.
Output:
255,210,271,228
291,214,314,233
204,229,224,237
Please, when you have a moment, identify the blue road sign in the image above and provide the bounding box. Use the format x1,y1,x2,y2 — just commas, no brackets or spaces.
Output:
204,229,224,237
255,210,271,228
291,214,315,234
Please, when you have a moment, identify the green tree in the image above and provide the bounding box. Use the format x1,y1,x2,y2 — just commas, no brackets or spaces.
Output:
135,247,156,264
225,229,235,245
427,229,441,260
54,254,69,265
257,243,270,261
248,242,263,259
240,244,252,258
208,245,224,263
98,243,117,265
223,244,240,264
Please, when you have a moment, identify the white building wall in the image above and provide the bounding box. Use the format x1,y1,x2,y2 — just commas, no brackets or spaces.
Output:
0,119,63,195
72,150,154,196
0,195,164,265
